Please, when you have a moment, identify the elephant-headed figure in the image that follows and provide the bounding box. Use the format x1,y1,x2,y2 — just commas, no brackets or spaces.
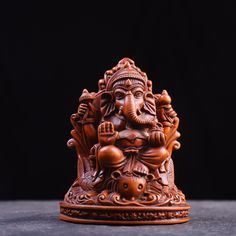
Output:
92,58,170,197
61,58,189,223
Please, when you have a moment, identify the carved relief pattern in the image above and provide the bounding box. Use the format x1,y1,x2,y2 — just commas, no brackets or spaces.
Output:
60,207,189,221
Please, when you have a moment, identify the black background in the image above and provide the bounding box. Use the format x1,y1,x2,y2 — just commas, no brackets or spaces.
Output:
1,1,236,200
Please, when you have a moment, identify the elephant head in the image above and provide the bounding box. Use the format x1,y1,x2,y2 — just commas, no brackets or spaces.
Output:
99,58,157,127
100,78,157,127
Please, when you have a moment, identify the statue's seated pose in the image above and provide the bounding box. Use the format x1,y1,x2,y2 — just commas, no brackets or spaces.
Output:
64,58,186,206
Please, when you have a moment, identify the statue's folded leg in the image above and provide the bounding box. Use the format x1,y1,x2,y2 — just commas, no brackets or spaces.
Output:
137,147,170,185
97,145,126,169
138,146,169,172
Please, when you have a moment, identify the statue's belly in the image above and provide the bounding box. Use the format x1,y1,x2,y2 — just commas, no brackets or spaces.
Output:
116,129,148,151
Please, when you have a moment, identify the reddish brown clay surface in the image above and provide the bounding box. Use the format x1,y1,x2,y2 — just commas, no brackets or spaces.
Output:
60,58,190,224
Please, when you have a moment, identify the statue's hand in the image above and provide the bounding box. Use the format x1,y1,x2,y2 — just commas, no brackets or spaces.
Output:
98,122,118,146
149,131,166,146
78,103,88,117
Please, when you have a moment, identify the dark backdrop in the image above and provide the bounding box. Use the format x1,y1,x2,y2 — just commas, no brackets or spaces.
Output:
1,1,236,199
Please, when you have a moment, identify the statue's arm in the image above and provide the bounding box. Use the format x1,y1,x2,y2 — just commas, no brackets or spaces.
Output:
155,90,177,125
69,92,99,155
78,100,98,147
148,90,179,147
154,90,181,156
148,122,166,147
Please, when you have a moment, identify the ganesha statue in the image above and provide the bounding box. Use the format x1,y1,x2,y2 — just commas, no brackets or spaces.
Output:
59,58,190,224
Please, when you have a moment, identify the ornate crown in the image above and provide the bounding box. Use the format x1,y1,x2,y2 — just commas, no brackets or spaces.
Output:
98,58,153,92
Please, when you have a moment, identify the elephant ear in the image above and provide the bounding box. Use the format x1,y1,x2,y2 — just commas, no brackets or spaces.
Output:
100,91,115,118
143,92,156,116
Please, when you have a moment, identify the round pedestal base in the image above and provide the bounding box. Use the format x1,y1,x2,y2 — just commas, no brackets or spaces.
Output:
59,202,190,225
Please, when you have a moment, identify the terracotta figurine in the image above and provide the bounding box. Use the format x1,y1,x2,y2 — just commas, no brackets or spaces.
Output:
59,58,190,224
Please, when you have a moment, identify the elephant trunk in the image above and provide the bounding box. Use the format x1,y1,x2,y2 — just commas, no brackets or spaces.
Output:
122,94,156,127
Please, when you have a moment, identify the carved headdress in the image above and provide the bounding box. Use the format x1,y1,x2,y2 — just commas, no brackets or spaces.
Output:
99,58,156,118
98,58,153,92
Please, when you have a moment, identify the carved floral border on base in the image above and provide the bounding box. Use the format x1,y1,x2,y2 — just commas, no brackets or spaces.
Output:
60,204,190,223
